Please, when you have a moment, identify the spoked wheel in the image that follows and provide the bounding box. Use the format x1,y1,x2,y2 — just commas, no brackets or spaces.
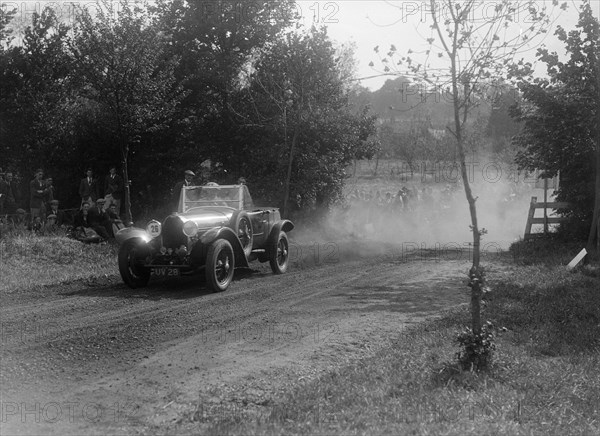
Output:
118,239,150,288
269,231,289,274
206,239,235,292
235,214,253,258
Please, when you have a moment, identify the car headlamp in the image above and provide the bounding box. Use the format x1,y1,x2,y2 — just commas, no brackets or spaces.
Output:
182,220,199,237
146,220,161,238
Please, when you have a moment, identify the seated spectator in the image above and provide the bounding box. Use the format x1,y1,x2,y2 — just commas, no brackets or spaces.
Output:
29,215,43,233
46,200,66,227
88,198,111,240
106,203,124,236
11,208,27,230
73,202,103,243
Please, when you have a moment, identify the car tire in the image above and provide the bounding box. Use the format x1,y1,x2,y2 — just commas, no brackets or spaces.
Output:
206,239,235,292
118,239,150,288
234,213,253,258
269,231,289,274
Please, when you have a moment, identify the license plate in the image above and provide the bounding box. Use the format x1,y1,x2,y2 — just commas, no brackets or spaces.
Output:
151,267,180,277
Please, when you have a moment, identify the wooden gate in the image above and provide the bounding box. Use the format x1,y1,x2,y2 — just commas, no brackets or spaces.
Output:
524,196,570,240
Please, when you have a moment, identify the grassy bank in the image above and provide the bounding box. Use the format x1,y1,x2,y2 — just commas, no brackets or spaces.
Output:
201,244,600,435
0,233,118,293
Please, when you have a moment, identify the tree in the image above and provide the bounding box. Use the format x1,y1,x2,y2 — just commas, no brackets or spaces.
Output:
510,0,599,251
375,0,561,369
0,7,76,200
149,0,296,171
71,0,185,223
240,26,377,216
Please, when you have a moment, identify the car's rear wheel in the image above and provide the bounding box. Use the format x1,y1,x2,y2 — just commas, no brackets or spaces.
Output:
206,239,235,292
269,231,289,274
118,239,150,288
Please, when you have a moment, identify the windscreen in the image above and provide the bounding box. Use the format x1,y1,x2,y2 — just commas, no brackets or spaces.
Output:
182,186,240,212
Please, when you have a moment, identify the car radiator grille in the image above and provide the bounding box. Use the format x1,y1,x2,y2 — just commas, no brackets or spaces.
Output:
162,216,187,249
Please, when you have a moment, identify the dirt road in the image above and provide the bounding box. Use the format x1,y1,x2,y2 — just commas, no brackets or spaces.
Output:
1,242,470,435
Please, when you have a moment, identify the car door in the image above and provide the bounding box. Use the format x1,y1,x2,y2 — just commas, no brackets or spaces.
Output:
247,209,269,247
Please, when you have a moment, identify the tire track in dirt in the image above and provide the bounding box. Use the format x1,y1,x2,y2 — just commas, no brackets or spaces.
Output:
1,254,470,435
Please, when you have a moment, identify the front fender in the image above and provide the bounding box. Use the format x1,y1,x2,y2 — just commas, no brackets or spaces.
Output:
115,227,152,245
199,227,249,268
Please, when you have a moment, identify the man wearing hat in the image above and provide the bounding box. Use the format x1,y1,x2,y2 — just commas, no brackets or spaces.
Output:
46,199,66,227
89,197,111,239
172,170,195,211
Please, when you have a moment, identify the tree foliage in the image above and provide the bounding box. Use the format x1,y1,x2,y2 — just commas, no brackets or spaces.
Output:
0,8,73,192
510,0,599,246
237,26,377,214
0,0,373,222
70,0,186,222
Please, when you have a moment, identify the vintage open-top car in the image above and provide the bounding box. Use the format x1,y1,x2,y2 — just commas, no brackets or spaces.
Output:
115,184,294,292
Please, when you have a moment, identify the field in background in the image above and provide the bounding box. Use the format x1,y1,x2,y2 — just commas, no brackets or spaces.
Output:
335,159,560,249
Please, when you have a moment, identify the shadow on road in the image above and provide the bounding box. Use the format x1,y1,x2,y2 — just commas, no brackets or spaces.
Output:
58,267,263,300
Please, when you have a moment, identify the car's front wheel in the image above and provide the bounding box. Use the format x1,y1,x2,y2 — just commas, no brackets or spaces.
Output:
118,239,151,288
269,231,289,274
206,239,235,292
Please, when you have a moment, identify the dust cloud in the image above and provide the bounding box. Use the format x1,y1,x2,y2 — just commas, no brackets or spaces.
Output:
296,160,557,261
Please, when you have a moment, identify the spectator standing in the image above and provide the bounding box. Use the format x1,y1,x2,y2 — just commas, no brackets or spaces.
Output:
44,177,55,204
104,165,123,217
79,168,99,207
172,170,195,210
29,169,47,221
0,174,12,215
3,172,19,213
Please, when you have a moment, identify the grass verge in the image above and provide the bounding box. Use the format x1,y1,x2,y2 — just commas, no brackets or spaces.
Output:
0,232,118,293
198,244,600,435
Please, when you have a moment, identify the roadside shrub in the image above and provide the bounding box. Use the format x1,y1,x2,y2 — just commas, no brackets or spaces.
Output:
456,321,496,371
509,237,583,265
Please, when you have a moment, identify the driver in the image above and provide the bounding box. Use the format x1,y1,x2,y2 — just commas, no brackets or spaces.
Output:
205,186,229,207
172,170,195,210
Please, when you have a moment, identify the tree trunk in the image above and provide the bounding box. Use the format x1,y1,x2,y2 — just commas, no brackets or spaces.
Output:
586,140,600,254
586,61,600,254
450,66,482,336
282,127,299,218
121,144,133,225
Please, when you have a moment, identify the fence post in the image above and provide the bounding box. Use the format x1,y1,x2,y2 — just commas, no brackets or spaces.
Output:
524,196,537,240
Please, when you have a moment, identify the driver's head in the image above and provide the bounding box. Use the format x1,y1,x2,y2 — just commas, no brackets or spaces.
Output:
184,170,195,183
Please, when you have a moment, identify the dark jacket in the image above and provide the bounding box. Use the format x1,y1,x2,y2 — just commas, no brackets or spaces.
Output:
172,180,193,210
29,179,46,209
88,206,110,227
73,211,90,228
47,207,66,226
104,174,124,200
79,177,99,201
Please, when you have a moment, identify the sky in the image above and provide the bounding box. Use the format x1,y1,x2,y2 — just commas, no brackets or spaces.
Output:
294,0,594,90
2,1,595,91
